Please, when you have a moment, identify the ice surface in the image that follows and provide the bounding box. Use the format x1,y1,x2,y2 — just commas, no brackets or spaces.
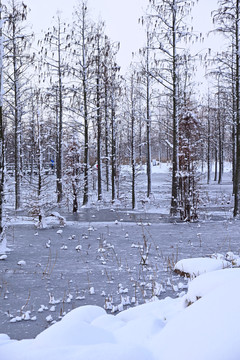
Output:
1,163,239,359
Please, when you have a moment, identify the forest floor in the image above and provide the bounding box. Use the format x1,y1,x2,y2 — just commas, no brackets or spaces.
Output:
0,163,239,340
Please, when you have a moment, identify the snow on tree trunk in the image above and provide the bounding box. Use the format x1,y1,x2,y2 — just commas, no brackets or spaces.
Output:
214,0,240,216
131,75,136,210
170,1,179,216
207,95,211,185
36,92,45,227
104,61,109,192
0,1,4,236
234,0,240,216
111,90,116,203
146,31,152,199
56,18,63,204
81,4,89,206
95,29,102,201
13,19,21,210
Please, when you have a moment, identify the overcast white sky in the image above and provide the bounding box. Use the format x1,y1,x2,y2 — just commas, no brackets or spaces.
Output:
21,0,220,75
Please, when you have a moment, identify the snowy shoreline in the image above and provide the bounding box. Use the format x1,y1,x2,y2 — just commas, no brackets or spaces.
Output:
1,261,240,360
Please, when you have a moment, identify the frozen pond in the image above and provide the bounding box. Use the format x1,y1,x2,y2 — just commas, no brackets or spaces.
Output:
0,166,239,340
1,212,240,340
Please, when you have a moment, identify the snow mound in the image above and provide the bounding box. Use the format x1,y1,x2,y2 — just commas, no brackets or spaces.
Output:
36,212,66,229
35,306,112,347
174,257,230,277
186,267,240,304
149,270,240,360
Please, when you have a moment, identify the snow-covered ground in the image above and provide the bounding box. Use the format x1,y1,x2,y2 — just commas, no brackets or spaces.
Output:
1,162,240,359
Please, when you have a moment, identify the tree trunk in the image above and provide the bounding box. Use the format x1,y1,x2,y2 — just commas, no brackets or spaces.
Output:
214,147,218,182
131,76,136,209
234,0,240,216
82,7,89,206
12,19,21,210
104,72,109,191
146,31,152,198
0,2,4,235
170,1,179,216
218,85,222,185
72,182,78,213
207,101,211,184
232,46,237,191
139,113,142,164
96,33,102,201
232,122,236,190
36,92,43,225
111,92,116,203
111,112,116,202
56,21,63,203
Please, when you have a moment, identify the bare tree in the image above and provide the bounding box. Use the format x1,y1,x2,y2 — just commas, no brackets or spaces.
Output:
109,62,120,202
0,0,4,236
71,1,93,206
39,15,70,203
4,0,32,210
147,0,195,215
213,0,240,216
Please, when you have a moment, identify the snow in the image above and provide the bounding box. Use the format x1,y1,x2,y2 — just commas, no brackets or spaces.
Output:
1,164,239,358
186,267,240,304
149,273,240,360
174,257,230,277
17,260,26,266
5,213,66,228
1,259,240,360
0,236,11,254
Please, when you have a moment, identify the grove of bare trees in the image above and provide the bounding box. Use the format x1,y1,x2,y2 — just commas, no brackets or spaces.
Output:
0,0,239,236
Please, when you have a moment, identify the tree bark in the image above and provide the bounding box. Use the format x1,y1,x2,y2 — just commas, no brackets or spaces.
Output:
131,75,136,209
96,32,102,201
0,1,4,235
82,5,89,206
56,18,63,203
146,31,152,198
234,0,240,216
170,0,179,216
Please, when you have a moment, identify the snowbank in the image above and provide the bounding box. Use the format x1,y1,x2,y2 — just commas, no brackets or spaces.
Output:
149,271,240,360
1,262,240,360
186,267,240,304
174,257,230,277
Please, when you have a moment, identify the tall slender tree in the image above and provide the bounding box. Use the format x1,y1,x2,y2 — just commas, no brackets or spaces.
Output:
109,62,120,202
39,15,69,203
4,0,32,210
0,0,4,236
213,0,240,216
71,1,93,206
130,74,137,209
93,23,105,201
145,30,152,198
147,0,195,215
